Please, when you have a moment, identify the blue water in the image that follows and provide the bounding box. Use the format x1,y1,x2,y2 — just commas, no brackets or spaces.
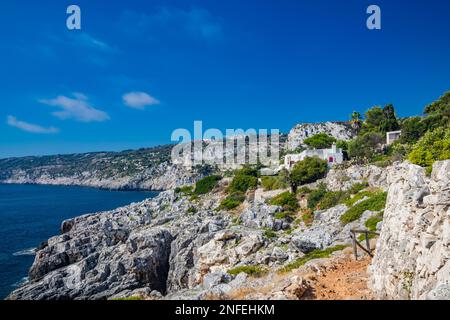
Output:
0,184,157,299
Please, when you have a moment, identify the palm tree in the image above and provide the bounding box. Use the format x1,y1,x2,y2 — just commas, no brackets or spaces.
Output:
350,111,362,132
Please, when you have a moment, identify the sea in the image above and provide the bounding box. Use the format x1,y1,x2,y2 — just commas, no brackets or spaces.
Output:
0,183,158,299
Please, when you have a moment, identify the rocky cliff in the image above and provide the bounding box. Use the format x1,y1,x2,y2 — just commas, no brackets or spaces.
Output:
1,121,354,190
369,160,450,300
0,146,207,191
7,167,383,300
287,122,355,150
6,160,450,300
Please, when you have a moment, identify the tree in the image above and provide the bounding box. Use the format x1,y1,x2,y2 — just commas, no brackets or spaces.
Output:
362,105,400,134
289,157,328,193
408,126,450,173
304,133,336,149
362,106,384,133
424,91,450,116
380,104,400,133
348,132,384,161
350,111,363,131
399,117,426,144
423,92,450,129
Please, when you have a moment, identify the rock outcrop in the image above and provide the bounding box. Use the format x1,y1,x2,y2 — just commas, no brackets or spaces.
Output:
369,160,450,300
326,164,389,191
287,122,355,150
7,155,449,301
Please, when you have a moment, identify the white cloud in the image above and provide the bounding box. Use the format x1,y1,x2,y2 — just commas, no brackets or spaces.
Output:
40,93,110,122
7,116,59,134
69,33,116,53
123,92,160,109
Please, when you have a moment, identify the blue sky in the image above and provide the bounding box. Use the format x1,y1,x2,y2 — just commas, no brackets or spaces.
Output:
0,0,449,158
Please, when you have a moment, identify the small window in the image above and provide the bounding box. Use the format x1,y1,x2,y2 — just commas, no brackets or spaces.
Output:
328,157,334,163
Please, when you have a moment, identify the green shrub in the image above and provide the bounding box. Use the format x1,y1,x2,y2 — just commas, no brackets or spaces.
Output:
187,206,198,214
304,133,336,149
194,175,221,195
336,140,349,151
290,157,328,189
408,126,450,173
340,192,387,225
175,185,193,195
347,182,369,195
307,184,328,209
424,91,450,117
235,166,259,177
229,174,258,193
297,186,312,195
300,209,314,226
316,191,348,210
268,191,299,212
365,212,383,231
279,245,347,273
343,190,377,207
227,265,266,277
399,116,428,144
263,228,277,239
219,192,246,210
348,132,384,161
261,176,289,191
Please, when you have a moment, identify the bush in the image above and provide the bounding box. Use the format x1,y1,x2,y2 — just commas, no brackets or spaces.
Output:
175,185,193,196
219,192,246,210
336,140,349,151
279,245,347,273
290,157,328,190
316,191,347,210
235,166,258,177
362,105,399,134
340,192,387,225
348,132,384,161
268,192,299,212
343,190,376,207
300,209,314,226
347,182,369,195
187,206,197,214
365,212,383,231
261,176,289,191
297,186,312,195
227,265,266,277
229,174,258,193
399,116,427,144
408,126,450,173
263,228,278,239
194,175,221,195
424,91,450,117
307,183,328,209
304,133,336,149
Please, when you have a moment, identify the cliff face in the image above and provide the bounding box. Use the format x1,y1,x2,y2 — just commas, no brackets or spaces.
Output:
369,160,450,300
1,121,352,190
6,171,383,300
0,146,205,191
287,122,355,150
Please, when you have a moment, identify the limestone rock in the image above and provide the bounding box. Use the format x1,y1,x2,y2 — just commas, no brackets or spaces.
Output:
369,160,450,300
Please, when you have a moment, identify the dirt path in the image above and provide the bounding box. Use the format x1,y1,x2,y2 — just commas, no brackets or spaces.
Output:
304,255,374,300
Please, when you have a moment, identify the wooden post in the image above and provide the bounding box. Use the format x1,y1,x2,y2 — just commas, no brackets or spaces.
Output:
352,231,358,260
365,231,371,252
